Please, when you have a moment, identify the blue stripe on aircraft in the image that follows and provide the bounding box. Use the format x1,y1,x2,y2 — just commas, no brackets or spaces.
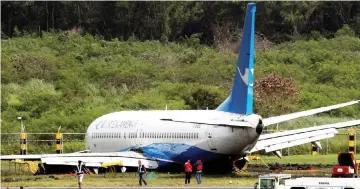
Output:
121,143,223,166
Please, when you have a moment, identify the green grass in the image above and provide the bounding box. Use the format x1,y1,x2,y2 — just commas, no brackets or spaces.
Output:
251,154,360,165
3,153,359,187
1,173,257,187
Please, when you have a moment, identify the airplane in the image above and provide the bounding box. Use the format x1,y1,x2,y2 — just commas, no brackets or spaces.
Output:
1,3,360,174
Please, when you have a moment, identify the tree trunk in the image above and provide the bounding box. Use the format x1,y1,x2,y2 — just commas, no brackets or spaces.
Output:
52,4,55,29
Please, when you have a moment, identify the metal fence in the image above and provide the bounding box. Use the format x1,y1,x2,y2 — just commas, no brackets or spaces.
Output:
1,133,86,154
1,128,358,155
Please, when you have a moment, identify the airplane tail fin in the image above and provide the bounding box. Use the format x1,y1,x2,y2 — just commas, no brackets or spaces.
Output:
216,3,256,115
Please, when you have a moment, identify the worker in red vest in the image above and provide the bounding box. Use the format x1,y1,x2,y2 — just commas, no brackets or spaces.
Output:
184,160,192,184
194,159,203,184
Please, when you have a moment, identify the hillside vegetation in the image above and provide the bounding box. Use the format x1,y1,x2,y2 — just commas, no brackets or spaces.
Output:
1,30,360,136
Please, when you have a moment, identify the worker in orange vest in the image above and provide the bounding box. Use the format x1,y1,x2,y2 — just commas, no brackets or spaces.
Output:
194,159,203,184
184,160,193,184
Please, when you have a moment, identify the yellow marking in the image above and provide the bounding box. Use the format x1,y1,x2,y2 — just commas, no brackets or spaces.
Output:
349,129,356,135
56,133,62,139
349,141,355,146
101,161,122,167
248,156,261,160
20,133,26,139
21,144,27,150
56,144,62,150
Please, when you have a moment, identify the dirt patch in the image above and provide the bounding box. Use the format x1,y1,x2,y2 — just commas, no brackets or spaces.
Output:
246,163,334,177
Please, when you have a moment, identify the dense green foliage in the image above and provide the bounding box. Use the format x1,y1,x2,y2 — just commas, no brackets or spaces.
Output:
1,29,359,136
2,2,360,44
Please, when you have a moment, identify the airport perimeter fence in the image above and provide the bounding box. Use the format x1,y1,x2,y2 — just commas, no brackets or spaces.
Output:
1,128,359,155
1,132,86,155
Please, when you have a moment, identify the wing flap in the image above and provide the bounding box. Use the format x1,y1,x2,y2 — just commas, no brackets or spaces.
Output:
251,119,360,153
265,133,335,153
263,100,359,126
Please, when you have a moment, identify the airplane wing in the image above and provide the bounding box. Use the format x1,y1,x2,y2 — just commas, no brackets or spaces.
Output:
263,100,359,127
0,151,173,169
250,120,360,155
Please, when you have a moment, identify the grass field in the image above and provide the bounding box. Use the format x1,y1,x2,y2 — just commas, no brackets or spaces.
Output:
1,173,257,187
2,153,358,187
252,154,360,165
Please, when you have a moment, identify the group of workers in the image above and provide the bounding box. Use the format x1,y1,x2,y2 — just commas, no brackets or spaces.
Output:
137,159,203,186
75,159,204,188
184,159,203,184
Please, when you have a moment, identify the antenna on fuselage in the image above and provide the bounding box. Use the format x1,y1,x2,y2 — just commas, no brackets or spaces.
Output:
165,104,168,110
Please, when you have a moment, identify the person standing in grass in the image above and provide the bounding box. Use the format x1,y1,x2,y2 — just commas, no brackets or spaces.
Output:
194,159,203,184
77,160,84,189
184,160,192,184
138,160,148,186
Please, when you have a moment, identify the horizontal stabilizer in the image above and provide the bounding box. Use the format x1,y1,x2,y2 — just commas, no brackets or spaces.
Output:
263,100,359,127
160,118,253,128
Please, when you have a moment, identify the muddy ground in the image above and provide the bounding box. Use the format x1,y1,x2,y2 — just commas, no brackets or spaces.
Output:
246,163,334,177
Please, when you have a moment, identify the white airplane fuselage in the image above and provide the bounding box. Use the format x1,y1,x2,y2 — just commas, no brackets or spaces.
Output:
85,110,261,166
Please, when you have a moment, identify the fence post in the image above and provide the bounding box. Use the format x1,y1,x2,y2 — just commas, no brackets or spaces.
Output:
326,138,329,155
56,126,63,154
20,128,27,155
348,128,356,154
311,143,317,156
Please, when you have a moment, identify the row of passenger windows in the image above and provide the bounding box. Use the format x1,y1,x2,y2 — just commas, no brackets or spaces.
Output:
91,132,199,139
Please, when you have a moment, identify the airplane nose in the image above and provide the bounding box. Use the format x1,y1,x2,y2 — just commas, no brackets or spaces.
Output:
255,119,264,135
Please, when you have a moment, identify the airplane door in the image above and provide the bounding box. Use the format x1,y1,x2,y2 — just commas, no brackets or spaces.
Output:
207,126,217,151
136,129,143,146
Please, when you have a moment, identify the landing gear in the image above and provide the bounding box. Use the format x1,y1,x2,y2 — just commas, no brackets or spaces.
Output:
232,157,249,174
